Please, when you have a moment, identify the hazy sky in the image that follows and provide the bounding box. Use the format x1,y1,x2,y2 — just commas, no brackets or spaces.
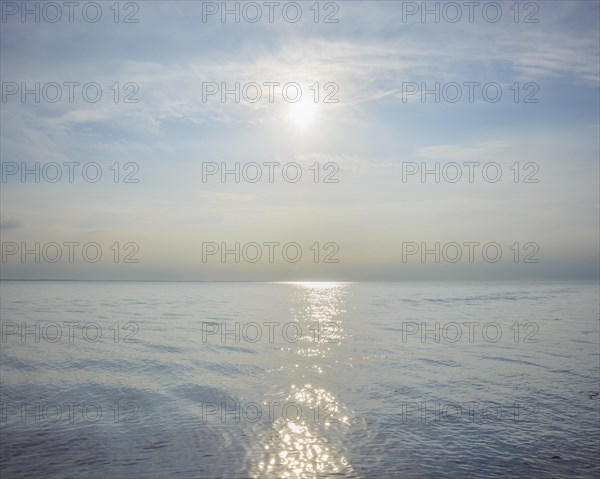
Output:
1,0,599,281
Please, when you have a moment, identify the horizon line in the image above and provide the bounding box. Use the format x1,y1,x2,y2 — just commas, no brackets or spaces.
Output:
1,279,598,284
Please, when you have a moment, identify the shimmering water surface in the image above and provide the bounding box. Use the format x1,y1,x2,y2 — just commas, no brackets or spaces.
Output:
1,281,598,478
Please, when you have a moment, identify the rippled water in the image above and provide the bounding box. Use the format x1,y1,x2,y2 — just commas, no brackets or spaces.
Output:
1,281,598,478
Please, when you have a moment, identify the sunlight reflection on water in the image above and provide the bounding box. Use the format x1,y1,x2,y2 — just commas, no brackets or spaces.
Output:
253,282,355,478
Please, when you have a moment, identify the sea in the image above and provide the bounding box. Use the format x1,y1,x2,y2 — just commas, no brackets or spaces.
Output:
1,281,598,478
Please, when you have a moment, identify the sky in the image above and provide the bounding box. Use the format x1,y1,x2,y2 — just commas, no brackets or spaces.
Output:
0,0,599,281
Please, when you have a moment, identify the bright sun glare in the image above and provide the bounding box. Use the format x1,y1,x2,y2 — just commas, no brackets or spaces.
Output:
288,99,318,128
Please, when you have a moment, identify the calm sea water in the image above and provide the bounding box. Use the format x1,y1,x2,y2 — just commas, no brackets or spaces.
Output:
0,281,598,478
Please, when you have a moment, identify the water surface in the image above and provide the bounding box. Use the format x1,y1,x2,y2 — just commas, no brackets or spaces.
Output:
1,281,598,478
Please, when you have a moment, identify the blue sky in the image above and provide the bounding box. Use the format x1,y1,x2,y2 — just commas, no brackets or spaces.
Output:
1,0,599,280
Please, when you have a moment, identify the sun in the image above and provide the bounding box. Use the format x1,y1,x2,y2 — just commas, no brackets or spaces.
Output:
288,99,318,128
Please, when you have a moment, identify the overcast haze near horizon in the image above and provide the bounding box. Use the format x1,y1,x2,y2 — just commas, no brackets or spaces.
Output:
1,0,599,281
